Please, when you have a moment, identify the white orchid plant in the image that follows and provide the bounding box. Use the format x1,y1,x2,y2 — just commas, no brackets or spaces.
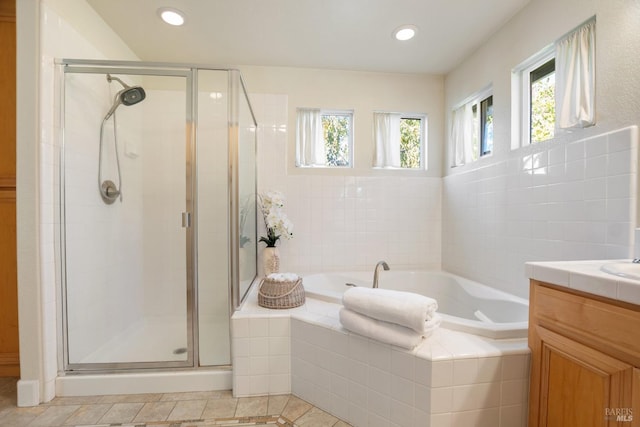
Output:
259,191,294,247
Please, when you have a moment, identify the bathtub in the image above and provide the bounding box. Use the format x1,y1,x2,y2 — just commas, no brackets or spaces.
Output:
302,270,529,339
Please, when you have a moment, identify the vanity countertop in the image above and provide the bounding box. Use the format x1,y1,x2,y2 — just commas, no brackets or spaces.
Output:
526,259,640,306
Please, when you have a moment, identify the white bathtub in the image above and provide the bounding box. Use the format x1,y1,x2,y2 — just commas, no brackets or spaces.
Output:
302,270,529,339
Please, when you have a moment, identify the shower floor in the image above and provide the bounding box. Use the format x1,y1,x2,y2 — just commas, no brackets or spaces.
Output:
76,313,230,366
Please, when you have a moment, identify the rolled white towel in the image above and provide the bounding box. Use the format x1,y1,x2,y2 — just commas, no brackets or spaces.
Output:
266,273,299,282
424,313,442,335
342,287,438,333
339,308,430,350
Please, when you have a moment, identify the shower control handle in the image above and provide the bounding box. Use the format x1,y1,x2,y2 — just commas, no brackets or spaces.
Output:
100,180,120,204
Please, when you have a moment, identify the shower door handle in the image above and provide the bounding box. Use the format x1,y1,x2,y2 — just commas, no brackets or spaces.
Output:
182,212,191,228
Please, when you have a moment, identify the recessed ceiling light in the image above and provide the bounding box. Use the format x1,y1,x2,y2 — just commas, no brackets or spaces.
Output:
157,7,185,26
393,25,418,41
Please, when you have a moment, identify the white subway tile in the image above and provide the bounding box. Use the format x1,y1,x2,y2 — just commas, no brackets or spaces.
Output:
391,375,414,406
502,354,529,380
501,379,527,406
348,403,369,427
453,358,478,385
367,389,391,420
452,382,500,411
451,407,500,427
368,366,392,396
348,380,368,408
430,386,453,413
391,349,415,380
268,375,290,394
390,399,414,427
608,128,633,152
249,318,269,337
268,317,290,337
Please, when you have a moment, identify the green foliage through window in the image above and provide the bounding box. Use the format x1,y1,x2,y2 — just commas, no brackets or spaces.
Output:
322,114,351,167
530,59,555,143
400,118,422,168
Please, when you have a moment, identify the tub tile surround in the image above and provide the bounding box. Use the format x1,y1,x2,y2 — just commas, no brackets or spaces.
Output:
251,93,443,275
443,126,639,300
232,286,529,427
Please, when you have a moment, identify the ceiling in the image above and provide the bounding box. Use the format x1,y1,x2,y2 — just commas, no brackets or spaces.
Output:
87,0,531,75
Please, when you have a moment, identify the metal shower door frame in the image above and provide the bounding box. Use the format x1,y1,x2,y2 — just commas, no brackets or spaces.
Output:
58,61,198,372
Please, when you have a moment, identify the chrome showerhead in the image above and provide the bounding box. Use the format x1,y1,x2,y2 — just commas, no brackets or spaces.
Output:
104,74,146,120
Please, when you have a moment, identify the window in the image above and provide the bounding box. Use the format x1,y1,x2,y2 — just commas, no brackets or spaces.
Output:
512,47,555,147
399,116,424,169
322,111,352,167
513,19,594,149
530,59,555,143
450,88,492,167
471,95,494,157
373,112,426,169
296,108,353,168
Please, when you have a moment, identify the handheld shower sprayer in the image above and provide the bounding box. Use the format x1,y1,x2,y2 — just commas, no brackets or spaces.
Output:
104,74,146,120
99,74,146,204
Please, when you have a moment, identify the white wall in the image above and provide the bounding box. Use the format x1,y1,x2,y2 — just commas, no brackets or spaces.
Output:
442,0,640,298
241,66,444,273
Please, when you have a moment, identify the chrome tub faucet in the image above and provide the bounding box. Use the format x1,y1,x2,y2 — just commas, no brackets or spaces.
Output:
373,261,390,288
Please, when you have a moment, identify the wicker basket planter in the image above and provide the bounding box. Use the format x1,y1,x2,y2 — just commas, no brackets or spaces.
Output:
258,276,305,309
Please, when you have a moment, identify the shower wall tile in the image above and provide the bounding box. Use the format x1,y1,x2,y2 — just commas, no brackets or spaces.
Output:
443,126,639,299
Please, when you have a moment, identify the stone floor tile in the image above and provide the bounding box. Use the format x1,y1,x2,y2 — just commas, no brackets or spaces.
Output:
98,393,162,404
294,406,339,426
29,404,81,427
166,399,207,421
46,396,104,406
202,398,238,418
0,406,48,427
334,421,353,427
161,391,225,401
234,396,268,417
133,401,176,422
98,402,144,424
267,395,290,415
62,403,112,426
280,395,312,421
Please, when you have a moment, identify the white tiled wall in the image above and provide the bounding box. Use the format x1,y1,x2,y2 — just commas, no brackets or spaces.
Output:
231,314,291,396
443,127,639,299
290,318,529,427
252,94,442,274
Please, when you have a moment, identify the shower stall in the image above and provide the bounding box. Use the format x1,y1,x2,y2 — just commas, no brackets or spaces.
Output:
58,60,257,373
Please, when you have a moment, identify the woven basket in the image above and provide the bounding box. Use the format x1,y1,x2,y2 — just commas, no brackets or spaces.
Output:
258,277,305,309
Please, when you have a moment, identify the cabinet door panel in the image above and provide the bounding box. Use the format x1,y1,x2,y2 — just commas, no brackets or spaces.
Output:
538,326,633,427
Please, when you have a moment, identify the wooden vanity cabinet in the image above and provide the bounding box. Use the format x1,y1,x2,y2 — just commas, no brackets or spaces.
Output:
529,280,640,427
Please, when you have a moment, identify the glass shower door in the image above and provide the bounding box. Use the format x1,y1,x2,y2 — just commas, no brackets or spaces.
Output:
62,69,194,369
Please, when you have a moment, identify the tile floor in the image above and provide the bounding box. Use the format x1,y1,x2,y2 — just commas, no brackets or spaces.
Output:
0,378,350,427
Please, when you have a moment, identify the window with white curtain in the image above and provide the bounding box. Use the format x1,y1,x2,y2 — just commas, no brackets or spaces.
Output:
450,88,492,167
373,112,426,169
555,18,595,129
512,18,595,148
295,108,353,167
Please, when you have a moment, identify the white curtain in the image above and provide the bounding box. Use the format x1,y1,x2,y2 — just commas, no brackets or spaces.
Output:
555,19,595,129
296,108,325,166
450,103,473,167
373,112,401,168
